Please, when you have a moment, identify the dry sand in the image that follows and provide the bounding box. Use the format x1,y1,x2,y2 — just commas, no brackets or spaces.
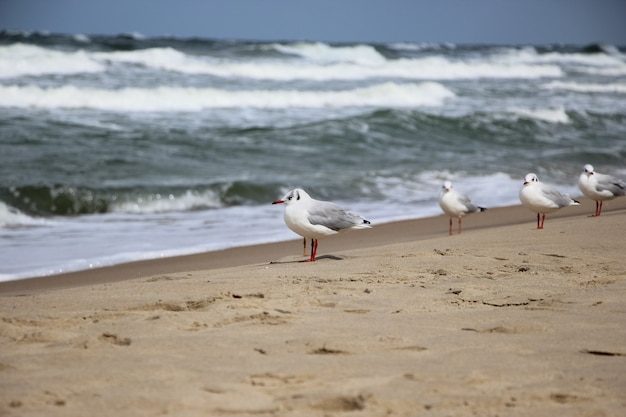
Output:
1,198,625,416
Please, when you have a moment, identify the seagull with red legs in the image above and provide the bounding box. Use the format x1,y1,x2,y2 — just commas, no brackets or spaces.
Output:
438,181,486,235
578,164,625,217
519,173,579,229
272,188,371,262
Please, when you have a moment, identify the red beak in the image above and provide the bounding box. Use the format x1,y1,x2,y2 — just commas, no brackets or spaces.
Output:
272,199,284,205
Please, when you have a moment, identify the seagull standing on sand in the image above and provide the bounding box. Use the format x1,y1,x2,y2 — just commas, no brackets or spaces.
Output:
272,188,371,262
578,164,626,217
438,181,486,235
519,173,580,229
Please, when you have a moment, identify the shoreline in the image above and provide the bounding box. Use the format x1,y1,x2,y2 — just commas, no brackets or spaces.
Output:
2,197,624,295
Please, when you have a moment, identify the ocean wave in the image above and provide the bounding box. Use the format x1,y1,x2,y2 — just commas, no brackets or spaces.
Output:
0,201,48,228
0,42,563,81
73,33,91,43
135,51,563,81
0,185,226,216
507,106,571,124
0,182,284,216
576,66,626,76
89,45,563,80
1,37,622,81
0,82,454,111
387,42,456,52
91,46,192,69
0,43,104,78
543,81,626,94
494,46,626,67
110,189,223,214
271,42,387,65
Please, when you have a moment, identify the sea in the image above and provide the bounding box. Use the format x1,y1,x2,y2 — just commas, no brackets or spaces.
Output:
1,31,625,282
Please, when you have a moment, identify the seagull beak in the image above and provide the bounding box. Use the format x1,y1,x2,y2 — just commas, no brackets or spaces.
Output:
523,181,529,185
272,199,285,205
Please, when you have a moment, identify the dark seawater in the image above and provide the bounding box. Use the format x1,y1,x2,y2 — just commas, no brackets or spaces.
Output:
1,31,625,280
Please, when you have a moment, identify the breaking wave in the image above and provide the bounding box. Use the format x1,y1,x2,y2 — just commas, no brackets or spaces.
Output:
0,82,455,111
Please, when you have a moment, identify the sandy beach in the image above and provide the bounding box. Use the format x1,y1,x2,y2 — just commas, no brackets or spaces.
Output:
1,197,625,416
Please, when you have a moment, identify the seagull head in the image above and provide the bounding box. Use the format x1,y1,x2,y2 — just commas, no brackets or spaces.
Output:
583,164,595,176
272,188,310,205
523,173,539,186
442,181,453,193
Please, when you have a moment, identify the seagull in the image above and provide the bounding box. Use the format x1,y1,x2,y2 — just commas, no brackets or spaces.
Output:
578,164,626,217
438,181,486,235
519,173,580,229
272,188,371,262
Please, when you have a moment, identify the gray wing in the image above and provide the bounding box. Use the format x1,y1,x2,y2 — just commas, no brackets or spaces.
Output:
308,200,368,231
458,193,483,213
542,184,576,207
596,173,626,196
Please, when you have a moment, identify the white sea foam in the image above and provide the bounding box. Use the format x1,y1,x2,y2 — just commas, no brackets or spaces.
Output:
0,82,455,111
271,42,387,65
110,190,223,214
136,54,562,80
5,41,621,82
387,42,456,51
0,202,48,228
0,43,564,81
394,56,562,80
495,46,625,67
576,66,626,76
92,47,191,69
508,106,571,124
0,43,104,78
73,33,91,43
543,81,626,94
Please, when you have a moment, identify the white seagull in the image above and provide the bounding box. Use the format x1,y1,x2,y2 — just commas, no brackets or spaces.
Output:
438,181,486,235
519,173,579,229
578,164,626,217
272,188,371,262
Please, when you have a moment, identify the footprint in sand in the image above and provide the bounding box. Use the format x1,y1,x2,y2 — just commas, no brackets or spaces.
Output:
99,332,131,346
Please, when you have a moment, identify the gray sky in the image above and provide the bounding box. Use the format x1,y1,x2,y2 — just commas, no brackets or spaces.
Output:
1,0,625,45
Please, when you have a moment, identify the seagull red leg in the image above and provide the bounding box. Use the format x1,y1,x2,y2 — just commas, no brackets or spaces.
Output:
458,217,462,234
448,218,453,236
310,239,318,262
300,239,318,262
